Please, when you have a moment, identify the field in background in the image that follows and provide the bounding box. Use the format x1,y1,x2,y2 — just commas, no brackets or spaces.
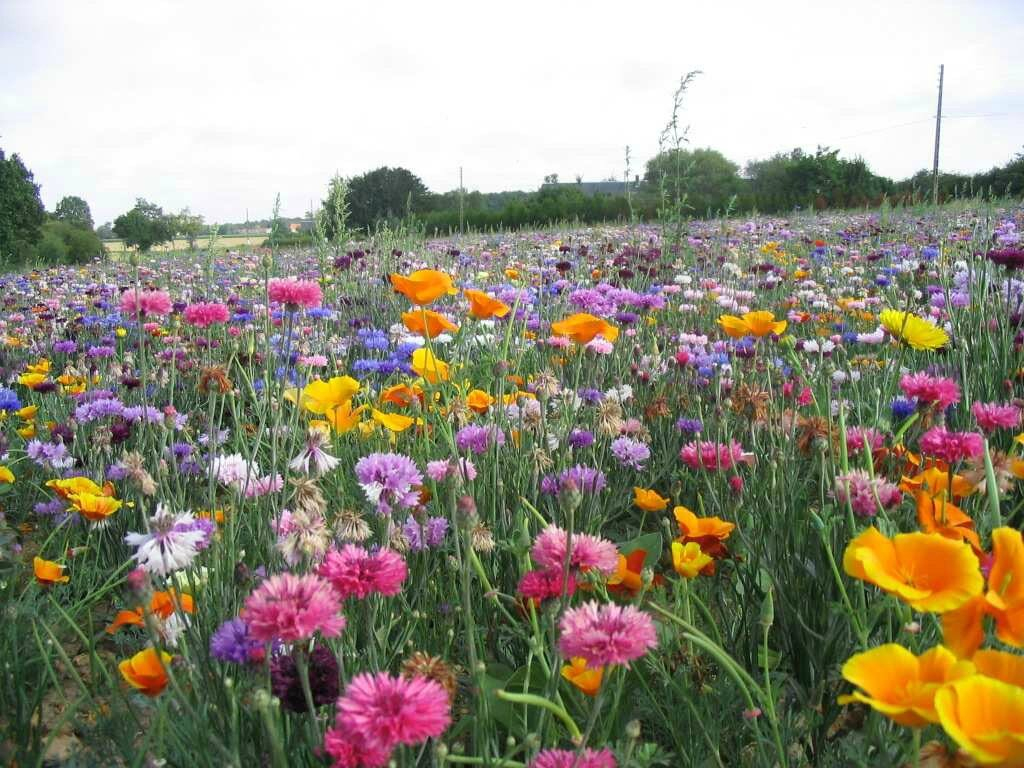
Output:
102,234,263,253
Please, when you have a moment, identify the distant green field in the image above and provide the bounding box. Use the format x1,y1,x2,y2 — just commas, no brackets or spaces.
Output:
102,234,264,253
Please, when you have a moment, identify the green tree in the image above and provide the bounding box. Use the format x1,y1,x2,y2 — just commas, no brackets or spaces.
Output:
34,220,103,264
54,195,94,230
0,148,46,261
172,207,204,250
645,147,745,216
96,221,114,239
347,167,428,231
113,198,174,253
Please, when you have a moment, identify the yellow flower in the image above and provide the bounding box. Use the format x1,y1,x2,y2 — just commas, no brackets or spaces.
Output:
371,409,418,433
411,348,450,384
116,327,127,338
879,309,949,351
935,675,1024,764
286,376,360,415
16,423,35,439
0,466,14,484
561,657,604,696
16,405,38,421
69,492,123,523
632,487,669,512
17,372,48,390
717,311,787,339
671,541,713,578
839,644,973,727
25,359,51,375
321,401,367,434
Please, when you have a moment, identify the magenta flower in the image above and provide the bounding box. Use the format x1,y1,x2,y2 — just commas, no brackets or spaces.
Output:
531,525,618,575
268,278,323,309
322,727,391,768
518,568,576,603
972,401,1021,434
183,301,230,328
242,573,345,643
899,373,961,410
919,426,985,464
834,470,901,517
336,672,451,750
679,440,752,471
318,544,408,599
530,748,617,768
845,427,886,455
558,601,657,666
120,289,172,317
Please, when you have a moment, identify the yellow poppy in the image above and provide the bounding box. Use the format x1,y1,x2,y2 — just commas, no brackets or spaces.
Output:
0,466,14,484
17,372,48,390
286,376,360,415
935,675,1024,765
464,289,510,319
371,409,418,433
550,313,619,344
671,541,713,579
390,270,456,306
717,311,787,339
322,401,367,434
561,657,604,696
69,492,123,523
47,476,110,499
633,487,670,512
839,644,973,727
843,526,983,613
16,405,38,421
880,309,949,351
411,348,450,384
33,556,69,585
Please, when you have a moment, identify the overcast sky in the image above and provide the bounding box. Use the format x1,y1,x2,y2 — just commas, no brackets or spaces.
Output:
3,0,1022,225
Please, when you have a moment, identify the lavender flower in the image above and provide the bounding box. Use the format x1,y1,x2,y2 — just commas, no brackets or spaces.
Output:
611,436,651,470
354,452,424,516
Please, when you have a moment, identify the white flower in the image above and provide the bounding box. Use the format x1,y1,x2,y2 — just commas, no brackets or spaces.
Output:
124,504,206,576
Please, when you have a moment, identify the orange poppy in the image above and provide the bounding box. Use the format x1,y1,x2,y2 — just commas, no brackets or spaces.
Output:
673,505,735,541
380,383,424,408
119,647,172,697
942,527,1024,657
935,675,1024,765
322,401,366,434
106,590,195,634
47,476,113,500
900,467,975,501
843,526,983,613
550,313,619,344
607,550,646,595
465,389,494,414
839,644,973,727
402,309,458,339
633,487,670,512
70,492,123,523
561,657,604,696
390,270,456,306
464,289,510,319
717,311,787,339
33,556,69,585
972,649,1024,687
915,494,981,552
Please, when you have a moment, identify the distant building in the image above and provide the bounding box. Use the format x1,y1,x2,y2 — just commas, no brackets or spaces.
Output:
540,177,641,196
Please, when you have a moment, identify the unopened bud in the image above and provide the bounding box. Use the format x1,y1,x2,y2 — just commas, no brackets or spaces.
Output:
557,479,582,514
456,495,478,528
759,588,774,629
625,720,641,740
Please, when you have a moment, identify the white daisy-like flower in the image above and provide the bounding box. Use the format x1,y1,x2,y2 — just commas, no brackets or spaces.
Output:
124,504,207,576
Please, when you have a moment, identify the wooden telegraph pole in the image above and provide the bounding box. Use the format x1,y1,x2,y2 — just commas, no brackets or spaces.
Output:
932,64,944,206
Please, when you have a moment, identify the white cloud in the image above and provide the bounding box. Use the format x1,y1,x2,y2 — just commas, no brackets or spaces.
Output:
2,0,1022,224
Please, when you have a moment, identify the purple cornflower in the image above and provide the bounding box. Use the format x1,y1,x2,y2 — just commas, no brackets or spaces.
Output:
455,424,505,454
87,345,115,358
52,340,77,355
354,452,424,516
675,418,703,434
610,436,651,470
402,516,449,551
567,429,595,449
210,618,262,664
541,465,607,496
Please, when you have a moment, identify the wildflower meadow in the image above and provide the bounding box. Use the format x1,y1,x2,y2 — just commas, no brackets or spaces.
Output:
4,201,1024,768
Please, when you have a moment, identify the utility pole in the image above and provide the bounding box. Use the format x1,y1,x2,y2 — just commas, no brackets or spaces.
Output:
932,64,944,206
458,166,465,234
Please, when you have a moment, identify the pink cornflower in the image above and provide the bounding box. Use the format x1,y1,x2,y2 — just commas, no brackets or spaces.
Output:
323,728,390,768
120,289,172,317
585,337,614,355
833,470,901,518
336,672,451,750
244,473,284,498
531,525,618,575
242,573,345,643
845,427,886,455
919,426,985,464
972,401,1021,434
899,373,961,410
530,748,617,768
679,440,752,471
183,301,230,328
319,544,408,599
268,278,323,310
558,601,658,666
517,568,576,604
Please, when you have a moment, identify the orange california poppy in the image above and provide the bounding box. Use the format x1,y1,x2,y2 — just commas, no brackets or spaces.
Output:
70,492,123,523
633,487,670,512
717,311,787,339
33,556,69,585
935,675,1024,765
942,527,1024,657
838,644,973,727
464,289,510,319
915,495,981,552
972,649,1024,687
607,550,647,595
119,647,172,697
411,348,450,384
673,505,735,541
465,389,494,414
672,541,713,579
843,526,983,613
322,401,366,434
390,270,456,306
900,466,975,501
561,657,604,696
380,383,423,408
46,476,112,500
402,309,458,339
550,313,619,344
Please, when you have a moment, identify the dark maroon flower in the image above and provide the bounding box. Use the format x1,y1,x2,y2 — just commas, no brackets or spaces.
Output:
270,645,340,712
987,248,1024,270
